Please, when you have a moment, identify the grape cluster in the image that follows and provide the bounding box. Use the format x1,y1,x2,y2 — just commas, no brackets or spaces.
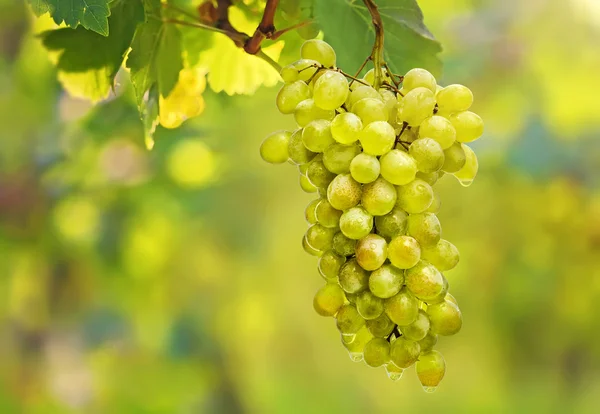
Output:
260,39,483,391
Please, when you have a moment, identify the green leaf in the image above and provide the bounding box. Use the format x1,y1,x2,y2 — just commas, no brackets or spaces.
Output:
28,0,112,36
314,0,442,77
40,0,144,102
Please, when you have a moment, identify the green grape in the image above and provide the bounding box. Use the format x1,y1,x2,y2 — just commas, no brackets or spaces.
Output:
418,332,438,353
361,177,397,216
313,283,346,317
408,138,445,173
339,258,370,294
446,293,458,307
359,121,396,156
403,68,436,93
346,292,358,305
327,173,362,210
339,206,373,240
300,39,336,68
453,144,478,187
305,223,336,251
307,155,336,188
369,264,404,298
336,304,366,334
441,142,466,173
436,84,473,113
362,68,393,86
332,231,357,257
449,111,484,143
330,112,363,145
323,143,361,174
298,21,321,40
407,212,441,247
305,198,320,224
384,287,419,326
315,199,342,228
385,362,405,381
400,309,430,341
388,235,421,269
356,290,385,320
380,89,399,123
350,153,380,184
419,116,456,149
363,337,391,367
421,239,460,271
293,59,320,82
352,98,388,125
299,174,318,193
426,192,441,214
405,260,445,301
280,64,299,83
415,171,439,186
288,129,316,165
318,250,346,282
302,119,335,153
302,235,322,256
294,99,335,127
379,149,418,185
390,337,421,368
259,130,291,164
375,207,408,240
343,325,373,362
416,350,446,392
427,275,449,304
355,234,388,271
313,71,349,110
366,313,395,337
396,179,434,214
276,80,311,114
427,300,462,336
401,87,436,127
346,85,382,109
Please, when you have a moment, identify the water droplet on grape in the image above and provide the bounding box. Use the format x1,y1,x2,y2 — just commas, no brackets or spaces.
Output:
423,386,437,393
348,352,364,362
385,364,404,381
341,333,356,344
458,178,473,187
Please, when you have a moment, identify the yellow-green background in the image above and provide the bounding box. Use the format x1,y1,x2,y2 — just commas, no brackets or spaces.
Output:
1,0,599,412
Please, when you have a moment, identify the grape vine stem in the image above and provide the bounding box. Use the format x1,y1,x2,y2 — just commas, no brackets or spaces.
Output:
363,0,386,89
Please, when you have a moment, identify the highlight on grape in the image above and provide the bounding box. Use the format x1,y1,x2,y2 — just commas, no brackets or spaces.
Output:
260,39,483,392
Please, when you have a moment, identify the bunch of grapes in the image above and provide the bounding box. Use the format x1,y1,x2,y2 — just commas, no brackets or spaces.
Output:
260,39,483,392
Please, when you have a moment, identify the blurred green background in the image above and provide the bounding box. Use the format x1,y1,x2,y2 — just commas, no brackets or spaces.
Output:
1,0,600,412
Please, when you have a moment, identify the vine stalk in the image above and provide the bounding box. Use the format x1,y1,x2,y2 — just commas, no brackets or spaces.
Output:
363,0,385,89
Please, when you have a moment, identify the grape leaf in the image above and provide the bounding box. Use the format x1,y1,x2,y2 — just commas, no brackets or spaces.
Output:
39,0,144,102
28,0,111,36
314,0,442,77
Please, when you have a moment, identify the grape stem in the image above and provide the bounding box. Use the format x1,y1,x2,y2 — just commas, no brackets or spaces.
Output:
245,0,279,54
386,325,402,342
363,0,386,89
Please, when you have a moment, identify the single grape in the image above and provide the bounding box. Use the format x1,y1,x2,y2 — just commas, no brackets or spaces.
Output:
427,300,462,336
259,130,291,164
421,239,460,271
366,313,395,337
363,337,391,367
419,116,456,149
323,143,361,174
446,293,458,306
369,264,404,298
356,290,385,320
408,138,445,173
338,258,370,294
298,22,321,40
380,89,399,123
379,149,418,185
399,309,430,341
449,111,484,143
436,84,473,113
401,87,436,127
327,173,362,210
426,192,441,214
384,287,419,326
359,121,396,156
361,177,397,216
441,141,466,173
350,153,381,184
315,199,342,228
339,206,373,240
343,325,374,362
416,350,446,392
418,332,438,353
405,260,445,301
346,85,382,109
352,98,388,125
307,155,336,188
294,99,335,127
280,64,298,83
332,231,358,257
336,304,366,335
300,39,336,67
375,207,408,240
387,235,421,269
276,80,311,114
390,337,421,368
426,275,449,304
330,112,363,145
305,198,320,224
293,59,320,82
407,212,441,247
403,68,436,93
415,171,439,186
396,179,434,214
452,144,478,187
302,119,334,153
313,71,350,110
299,174,318,193
302,234,322,256
313,283,346,316
305,223,336,251
356,234,388,271
288,129,316,165
318,250,346,282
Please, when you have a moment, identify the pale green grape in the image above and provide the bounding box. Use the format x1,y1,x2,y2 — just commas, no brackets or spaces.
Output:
399,309,430,341
339,258,370,294
346,85,382,109
369,264,404,298
305,223,336,251
421,239,460,271
388,235,421,269
426,192,441,214
419,116,456,149
427,300,462,336
313,283,346,316
418,332,438,353
280,64,298,83
355,234,388,271
380,89,399,123
313,71,349,110
352,98,388,125
375,207,408,240
415,171,439,186
409,138,445,173
407,212,441,247
336,304,365,334
405,260,445,301
359,121,396,156
441,142,466,173
396,179,434,213
363,68,393,86
276,80,311,114
300,39,336,67
366,313,395,337
436,84,473,113
302,119,334,153
403,68,436,93
343,325,373,362
260,130,291,164
416,350,446,392
298,22,321,40
315,199,342,228
327,173,362,210
363,337,390,367
330,112,363,144
333,231,357,257
427,275,449,304
453,144,478,187
288,129,316,165
305,198,320,224
294,59,320,82
350,153,380,184
299,174,318,193
356,290,385,320
318,250,346,282
361,177,397,216
294,99,335,127
339,206,373,240
384,287,419,326
302,234,322,256
323,143,361,174
379,149,418,185
449,111,484,143
401,87,436,127
446,293,458,307
307,157,336,189
390,337,421,368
